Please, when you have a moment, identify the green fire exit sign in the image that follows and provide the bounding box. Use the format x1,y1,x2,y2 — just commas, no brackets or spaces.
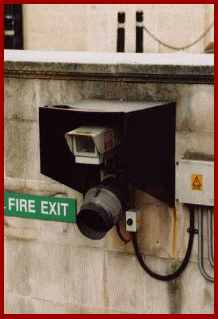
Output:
4,192,77,223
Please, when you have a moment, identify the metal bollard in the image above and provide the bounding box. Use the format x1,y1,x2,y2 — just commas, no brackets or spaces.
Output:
136,11,143,53
117,12,125,52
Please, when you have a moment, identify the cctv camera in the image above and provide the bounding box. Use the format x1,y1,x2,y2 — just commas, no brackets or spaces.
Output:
65,126,122,165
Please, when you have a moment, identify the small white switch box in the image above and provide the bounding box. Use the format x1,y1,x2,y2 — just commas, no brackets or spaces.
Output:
176,159,214,206
126,209,141,232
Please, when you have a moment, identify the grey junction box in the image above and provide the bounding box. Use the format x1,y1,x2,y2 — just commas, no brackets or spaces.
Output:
176,159,214,206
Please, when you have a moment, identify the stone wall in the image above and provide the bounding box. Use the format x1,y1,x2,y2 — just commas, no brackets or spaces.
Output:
4,50,214,314
22,4,214,53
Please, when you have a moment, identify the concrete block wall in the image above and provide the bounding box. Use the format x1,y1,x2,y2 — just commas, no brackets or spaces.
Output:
22,4,214,53
4,51,214,314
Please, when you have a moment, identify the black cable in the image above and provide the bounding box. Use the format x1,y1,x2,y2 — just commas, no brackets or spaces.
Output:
116,222,131,244
131,206,196,281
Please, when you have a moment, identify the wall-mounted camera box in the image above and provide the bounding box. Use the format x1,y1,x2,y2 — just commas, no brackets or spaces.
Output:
39,100,176,205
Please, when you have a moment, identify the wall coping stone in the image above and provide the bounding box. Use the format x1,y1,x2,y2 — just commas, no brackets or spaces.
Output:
4,50,214,84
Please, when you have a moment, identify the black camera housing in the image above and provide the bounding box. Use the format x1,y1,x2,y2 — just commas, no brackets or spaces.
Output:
39,100,176,206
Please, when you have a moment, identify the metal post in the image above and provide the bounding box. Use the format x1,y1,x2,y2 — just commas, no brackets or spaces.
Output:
117,12,125,52
4,4,23,50
136,11,143,53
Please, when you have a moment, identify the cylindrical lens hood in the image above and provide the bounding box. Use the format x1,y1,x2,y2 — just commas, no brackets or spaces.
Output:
77,178,129,240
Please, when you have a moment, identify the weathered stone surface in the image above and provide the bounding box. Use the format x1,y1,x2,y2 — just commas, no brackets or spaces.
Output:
37,79,84,107
176,131,214,161
4,120,39,180
4,51,214,314
4,50,214,84
176,84,214,133
4,78,38,121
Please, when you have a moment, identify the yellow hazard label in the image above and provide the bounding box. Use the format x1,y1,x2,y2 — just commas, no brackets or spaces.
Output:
191,174,203,190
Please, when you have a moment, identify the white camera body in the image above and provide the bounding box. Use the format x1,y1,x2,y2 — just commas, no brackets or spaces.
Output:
65,126,121,165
